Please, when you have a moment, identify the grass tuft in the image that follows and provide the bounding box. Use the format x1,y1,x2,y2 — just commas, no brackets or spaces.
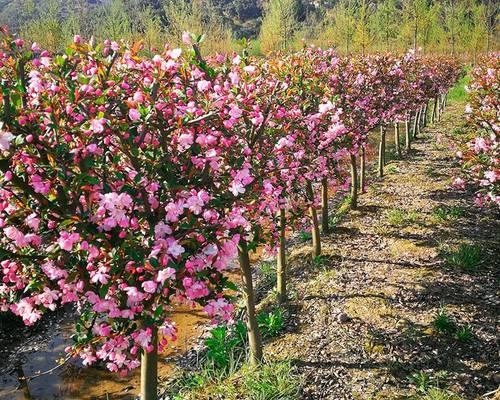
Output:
242,361,301,399
432,206,464,222
444,244,482,272
432,308,456,335
455,324,474,343
386,208,419,226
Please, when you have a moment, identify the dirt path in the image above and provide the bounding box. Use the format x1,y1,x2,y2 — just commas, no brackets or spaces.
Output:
267,103,500,399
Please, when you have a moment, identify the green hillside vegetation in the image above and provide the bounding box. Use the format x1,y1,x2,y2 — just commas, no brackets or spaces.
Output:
0,0,498,56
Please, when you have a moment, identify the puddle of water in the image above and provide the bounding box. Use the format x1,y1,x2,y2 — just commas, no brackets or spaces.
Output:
0,307,210,400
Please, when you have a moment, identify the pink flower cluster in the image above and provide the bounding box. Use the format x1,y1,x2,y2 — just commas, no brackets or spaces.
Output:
456,54,499,207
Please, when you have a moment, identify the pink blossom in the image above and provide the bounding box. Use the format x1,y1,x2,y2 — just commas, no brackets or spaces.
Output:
157,267,176,284
58,231,80,251
142,280,157,293
129,108,141,121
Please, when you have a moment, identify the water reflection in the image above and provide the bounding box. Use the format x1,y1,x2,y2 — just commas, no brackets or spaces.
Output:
0,308,209,399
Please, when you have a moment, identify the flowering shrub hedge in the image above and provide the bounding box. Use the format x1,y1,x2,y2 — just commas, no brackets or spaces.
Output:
457,54,499,207
0,27,462,378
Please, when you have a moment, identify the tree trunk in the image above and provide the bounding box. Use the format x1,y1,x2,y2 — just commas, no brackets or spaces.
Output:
415,107,423,137
423,102,429,127
306,180,321,259
350,153,358,209
276,208,287,304
378,124,386,177
432,97,438,123
394,122,401,158
238,241,263,365
405,117,411,152
141,326,158,400
321,178,329,234
360,146,366,193
437,96,442,121
413,109,419,139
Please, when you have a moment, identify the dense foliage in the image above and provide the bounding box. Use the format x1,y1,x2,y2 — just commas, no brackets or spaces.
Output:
456,54,499,207
0,27,461,379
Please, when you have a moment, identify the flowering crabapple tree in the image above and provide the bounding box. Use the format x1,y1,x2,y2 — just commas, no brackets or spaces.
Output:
456,54,499,207
0,30,241,399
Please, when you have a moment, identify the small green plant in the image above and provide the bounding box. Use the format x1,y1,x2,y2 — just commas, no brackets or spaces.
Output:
420,387,463,400
258,261,277,290
312,255,325,267
205,324,246,370
432,206,464,222
257,308,285,338
455,324,473,343
386,164,397,174
386,208,419,226
409,371,432,393
242,361,301,399
445,244,482,272
409,370,452,397
432,308,456,335
299,230,312,242
330,195,352,227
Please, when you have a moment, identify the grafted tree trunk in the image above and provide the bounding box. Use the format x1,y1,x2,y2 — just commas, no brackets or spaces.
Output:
350,153,358,209
437,96,442,121
413,109,419,139
276,208,287,303
421,103,428,128
360,146,366,193
378,124,386,177
405,117,411,152
417,106,423,136
141,325,158,400
321,178,329,234
394,122,401,158
238,241,263,365
306,180,321,259
432,96,438,123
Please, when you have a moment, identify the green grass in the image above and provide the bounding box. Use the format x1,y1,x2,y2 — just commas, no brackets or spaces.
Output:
418,388,463,400
258,260,277,289
167,360,301,400
329,194,352,227
408,371,462,399
432,308,456,335
386,208,419,226
446,72,471,104
455,324,474,343
432,206,464,222
444,244,482,272
242,361,301,399
299,230,312,242
386,163,398,174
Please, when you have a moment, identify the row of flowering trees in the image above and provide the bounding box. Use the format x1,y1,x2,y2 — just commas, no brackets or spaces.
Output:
0,28,461,399
456,54,499,207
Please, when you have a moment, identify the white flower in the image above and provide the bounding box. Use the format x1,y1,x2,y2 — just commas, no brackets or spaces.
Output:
0,129,15,151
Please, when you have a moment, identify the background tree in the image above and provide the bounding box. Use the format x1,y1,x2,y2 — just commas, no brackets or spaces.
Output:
96,0,133,42
327,0,356,54
371,0,400,52
353,0,374,55
259,0,300,53
400,0,429,51
162,0,232,54
21,0,67,51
